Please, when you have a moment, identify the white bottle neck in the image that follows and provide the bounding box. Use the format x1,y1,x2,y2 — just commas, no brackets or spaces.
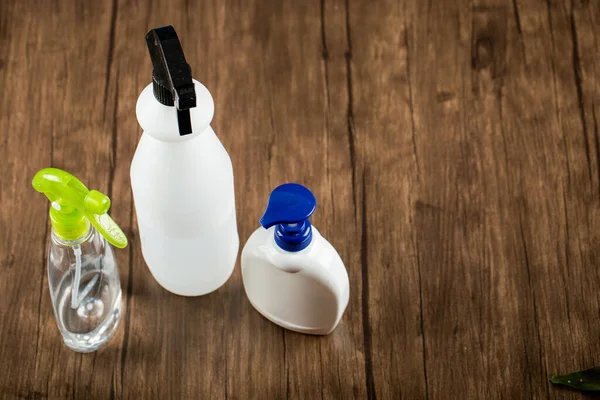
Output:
136,79,215,143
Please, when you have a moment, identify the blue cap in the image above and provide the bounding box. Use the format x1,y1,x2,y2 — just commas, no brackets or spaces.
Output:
260,183,316,252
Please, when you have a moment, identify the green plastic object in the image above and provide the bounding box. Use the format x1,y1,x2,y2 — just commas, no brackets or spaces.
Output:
32,168,128,248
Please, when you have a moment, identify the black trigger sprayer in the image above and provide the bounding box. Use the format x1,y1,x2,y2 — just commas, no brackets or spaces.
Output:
146,25,196,135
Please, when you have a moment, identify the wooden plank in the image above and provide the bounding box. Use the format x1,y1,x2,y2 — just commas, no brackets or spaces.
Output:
463,2,546,397
407,0,477,398
408,0,546,397
347,0,426,398
532,1,600,399
0,0,53,397
320,0,368,398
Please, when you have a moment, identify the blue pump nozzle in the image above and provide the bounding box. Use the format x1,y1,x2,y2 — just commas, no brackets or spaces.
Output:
260,183,316,252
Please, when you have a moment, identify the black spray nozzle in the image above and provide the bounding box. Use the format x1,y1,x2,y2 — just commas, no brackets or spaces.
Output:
146,25,196,135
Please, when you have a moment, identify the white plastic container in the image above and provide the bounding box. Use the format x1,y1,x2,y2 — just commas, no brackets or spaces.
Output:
241,183,349,335
130,26,238,296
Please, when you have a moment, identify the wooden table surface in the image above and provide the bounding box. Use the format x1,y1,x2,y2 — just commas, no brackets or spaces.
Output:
1,0,600,398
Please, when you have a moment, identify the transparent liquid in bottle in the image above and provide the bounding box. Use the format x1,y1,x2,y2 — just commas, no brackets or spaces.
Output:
48,227,122,352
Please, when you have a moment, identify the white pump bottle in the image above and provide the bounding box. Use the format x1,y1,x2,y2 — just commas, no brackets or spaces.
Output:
130,26,239,296
242,183,349,334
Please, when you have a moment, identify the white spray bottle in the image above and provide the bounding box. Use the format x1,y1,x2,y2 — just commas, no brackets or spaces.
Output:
130,26,239,296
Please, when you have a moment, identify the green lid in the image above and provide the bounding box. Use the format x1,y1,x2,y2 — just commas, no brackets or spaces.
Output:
32,168,128,248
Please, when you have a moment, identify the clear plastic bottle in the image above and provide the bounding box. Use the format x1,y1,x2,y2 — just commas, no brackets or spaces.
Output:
33,168,128,352
48,227,122,352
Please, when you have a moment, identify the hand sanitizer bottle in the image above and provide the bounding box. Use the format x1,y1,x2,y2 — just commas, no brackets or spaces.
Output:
130,26,239,296
32,168,128,352
241,183,350,335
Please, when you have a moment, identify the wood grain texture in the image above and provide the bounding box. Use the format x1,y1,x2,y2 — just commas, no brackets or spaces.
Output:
1,0,600,398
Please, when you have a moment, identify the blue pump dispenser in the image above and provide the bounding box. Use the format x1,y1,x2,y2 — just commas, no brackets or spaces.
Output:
259,183,316,252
